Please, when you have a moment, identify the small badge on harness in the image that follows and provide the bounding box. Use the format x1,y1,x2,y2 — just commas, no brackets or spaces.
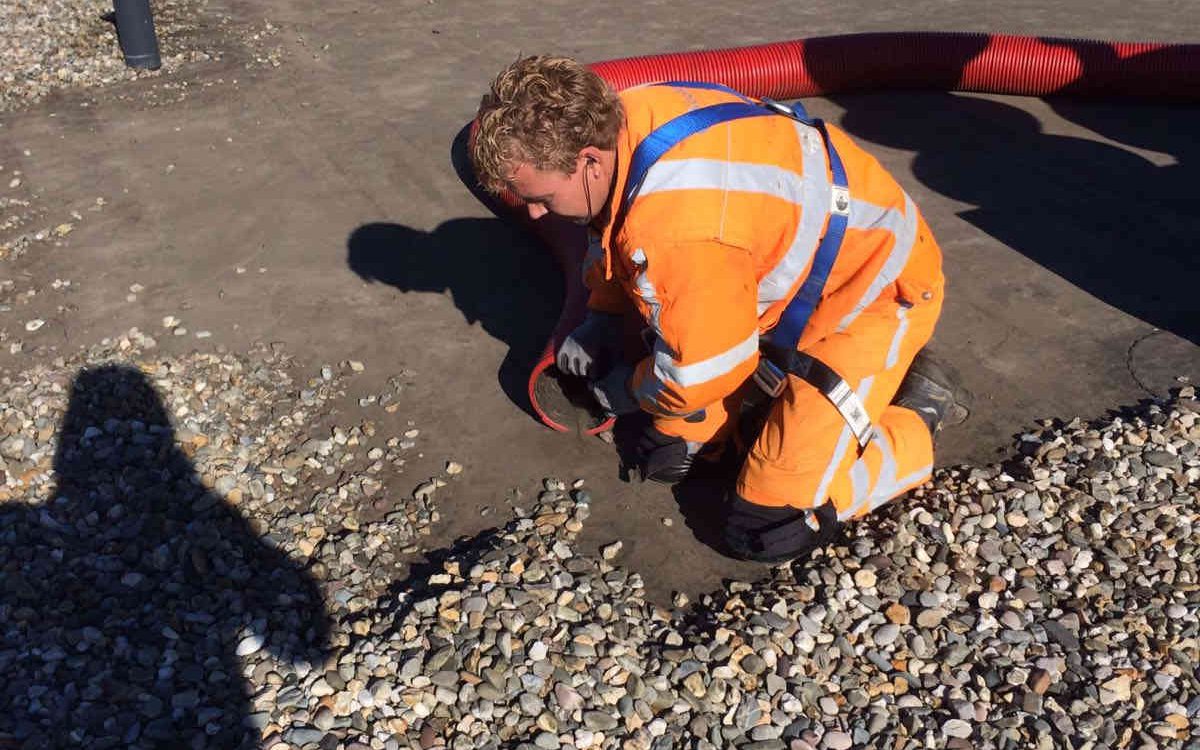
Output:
831,186,850,216
827,379,873,448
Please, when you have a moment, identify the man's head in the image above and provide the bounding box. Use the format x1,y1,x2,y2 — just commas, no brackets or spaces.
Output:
472,55,623,223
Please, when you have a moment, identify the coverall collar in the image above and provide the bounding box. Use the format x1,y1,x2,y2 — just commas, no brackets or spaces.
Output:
595,125,635,281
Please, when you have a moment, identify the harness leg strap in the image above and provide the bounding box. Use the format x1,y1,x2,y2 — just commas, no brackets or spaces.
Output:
786,353,873,449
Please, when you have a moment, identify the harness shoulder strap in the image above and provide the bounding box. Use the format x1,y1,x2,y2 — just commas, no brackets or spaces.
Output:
768,118,849,353
620,100,773,212
617,83,846,347
622,82,815,214
624,83,870,450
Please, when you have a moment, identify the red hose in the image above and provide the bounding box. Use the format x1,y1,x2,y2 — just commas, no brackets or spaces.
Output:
591,33,1200,100
465,32,1200,434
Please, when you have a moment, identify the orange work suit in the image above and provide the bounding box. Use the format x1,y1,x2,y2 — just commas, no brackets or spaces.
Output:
586,83,944,520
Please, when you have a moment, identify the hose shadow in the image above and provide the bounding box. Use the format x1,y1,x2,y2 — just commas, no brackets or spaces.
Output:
1049,97,1196,216
0,365,330,748
1043,38,1200,102
345,124,573,422
830,90,1200,345
345,215,561,421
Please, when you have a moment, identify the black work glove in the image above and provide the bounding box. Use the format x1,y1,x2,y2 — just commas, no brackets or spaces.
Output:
724,494,843,564
613,413,698,485
590,363,640,417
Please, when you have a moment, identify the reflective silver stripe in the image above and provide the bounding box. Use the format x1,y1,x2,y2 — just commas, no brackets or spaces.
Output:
757,121,832,315
630,248,662,331
847,196,892,231
812,375,874,508
804,511,820,531
652,330,759,388
839,436,933,521
836,193,920,332
838,424,897,522
885,306,910,370
629,248,669,408
848,459,871,508
639,158,806,202
869,464,932,513
634,339,670,406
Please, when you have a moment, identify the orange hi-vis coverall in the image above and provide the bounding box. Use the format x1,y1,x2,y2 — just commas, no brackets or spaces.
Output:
586,83,945,520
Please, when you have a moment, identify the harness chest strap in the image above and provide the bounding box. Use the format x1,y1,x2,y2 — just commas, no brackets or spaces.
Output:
618,82,873,447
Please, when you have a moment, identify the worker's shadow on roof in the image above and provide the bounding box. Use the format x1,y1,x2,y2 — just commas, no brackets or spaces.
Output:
2,365,330,746
829,88,1200,346
345,217,561,421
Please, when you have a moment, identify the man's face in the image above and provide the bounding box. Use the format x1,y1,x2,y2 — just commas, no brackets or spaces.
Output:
506,158,595,224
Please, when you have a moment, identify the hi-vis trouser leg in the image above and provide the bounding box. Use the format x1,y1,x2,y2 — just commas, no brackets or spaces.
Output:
736,272,944,520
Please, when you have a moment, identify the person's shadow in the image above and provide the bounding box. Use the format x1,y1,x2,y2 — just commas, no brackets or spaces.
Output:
0,365,330,748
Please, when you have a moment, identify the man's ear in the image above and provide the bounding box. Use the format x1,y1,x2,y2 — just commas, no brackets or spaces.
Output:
579,146,602,167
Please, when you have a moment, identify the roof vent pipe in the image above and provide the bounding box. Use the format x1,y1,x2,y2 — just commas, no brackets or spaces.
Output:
113,0,162,70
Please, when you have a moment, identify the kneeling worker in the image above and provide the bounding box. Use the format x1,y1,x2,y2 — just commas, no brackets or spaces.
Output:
471,56,961,563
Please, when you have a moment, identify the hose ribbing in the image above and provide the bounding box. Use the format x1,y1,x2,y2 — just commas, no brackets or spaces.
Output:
590,33,1200,100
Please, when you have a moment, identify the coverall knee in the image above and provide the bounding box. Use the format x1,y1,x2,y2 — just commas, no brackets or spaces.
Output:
650,271,943,514
649,288,942,519
736,262,944,520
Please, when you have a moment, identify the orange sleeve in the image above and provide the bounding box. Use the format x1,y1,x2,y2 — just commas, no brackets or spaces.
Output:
627,239,760,417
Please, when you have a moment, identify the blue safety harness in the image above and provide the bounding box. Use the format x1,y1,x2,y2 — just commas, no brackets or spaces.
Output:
618,81,849,356
616,81,872,449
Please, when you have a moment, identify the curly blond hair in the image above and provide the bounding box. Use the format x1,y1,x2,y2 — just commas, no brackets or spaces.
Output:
472,55,624,194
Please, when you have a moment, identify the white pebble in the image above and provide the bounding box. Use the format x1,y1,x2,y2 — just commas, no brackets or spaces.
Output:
943,718,973,738
236,634,265,656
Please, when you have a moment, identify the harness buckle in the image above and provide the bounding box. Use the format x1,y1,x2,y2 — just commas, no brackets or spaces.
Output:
752,357,788,398
760,98,796,117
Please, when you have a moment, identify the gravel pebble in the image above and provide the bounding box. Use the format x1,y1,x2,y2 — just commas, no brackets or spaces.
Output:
2,0,291,117
2,328,1198,750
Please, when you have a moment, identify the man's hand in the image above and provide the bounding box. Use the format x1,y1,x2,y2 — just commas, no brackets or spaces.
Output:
556,311,623,379
613,413,699,484
590,363,639,416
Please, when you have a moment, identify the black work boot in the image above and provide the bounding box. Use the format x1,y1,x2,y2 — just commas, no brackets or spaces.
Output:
893,349,969,438
724,494,844,564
